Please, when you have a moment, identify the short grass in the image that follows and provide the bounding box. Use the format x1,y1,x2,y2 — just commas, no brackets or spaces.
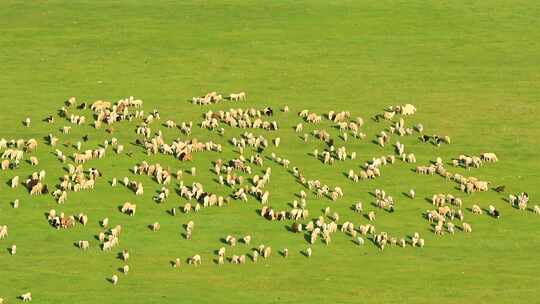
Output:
0,1,539,303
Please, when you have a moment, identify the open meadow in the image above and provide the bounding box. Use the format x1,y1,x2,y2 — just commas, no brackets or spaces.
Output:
0,1,539,303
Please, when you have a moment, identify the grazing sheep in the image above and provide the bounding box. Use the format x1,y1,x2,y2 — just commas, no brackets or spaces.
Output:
368,211,376,221
111,275,119,285
243,235,252,245
409,189,415,199
263,246,272,259
151,222,161,232
226,235,237,247
188,254,202,266
21,292,32,302
471,205,483,215
78,240,90,250
534,205,540,215
10,244,16,255
306,247,312,258
123,265,130,275
357,237,364,245
121,202,137,216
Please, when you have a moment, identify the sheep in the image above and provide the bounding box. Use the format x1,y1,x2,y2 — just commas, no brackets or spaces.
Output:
29,156,39,166
243,235,252,245
0,225,8,239
471,205,483,215
409,189,415,199
534,205,540,215
368,211,376,221
11,176,19,188
21,292,32,302
121,202,137,216
263,246,272,259
226,235,237,247
356,237,364,245
306,247,312,258
462,222,472,233
111,274,119,285
122,249,130,261
173,258,181,268
123,265,130,275
188,254,202,266
78,240,90,250
151,222,161,232
24,117,31,127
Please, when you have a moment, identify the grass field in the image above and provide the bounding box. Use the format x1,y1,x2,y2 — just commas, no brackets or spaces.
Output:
1,1,540,303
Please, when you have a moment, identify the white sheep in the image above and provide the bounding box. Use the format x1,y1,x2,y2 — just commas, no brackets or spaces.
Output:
21,292,32,302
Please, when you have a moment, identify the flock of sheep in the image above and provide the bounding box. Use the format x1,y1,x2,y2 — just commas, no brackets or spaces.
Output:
0,92,537,302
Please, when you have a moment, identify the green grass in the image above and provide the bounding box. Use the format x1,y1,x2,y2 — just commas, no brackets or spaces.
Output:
0,1,539,303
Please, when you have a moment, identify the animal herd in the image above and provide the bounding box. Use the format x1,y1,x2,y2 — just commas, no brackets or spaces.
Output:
0,93,536,301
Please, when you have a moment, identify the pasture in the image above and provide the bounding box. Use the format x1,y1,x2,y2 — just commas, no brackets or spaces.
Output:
0,1,539,303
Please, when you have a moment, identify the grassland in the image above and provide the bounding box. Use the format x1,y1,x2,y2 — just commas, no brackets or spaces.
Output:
0,1,539,303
